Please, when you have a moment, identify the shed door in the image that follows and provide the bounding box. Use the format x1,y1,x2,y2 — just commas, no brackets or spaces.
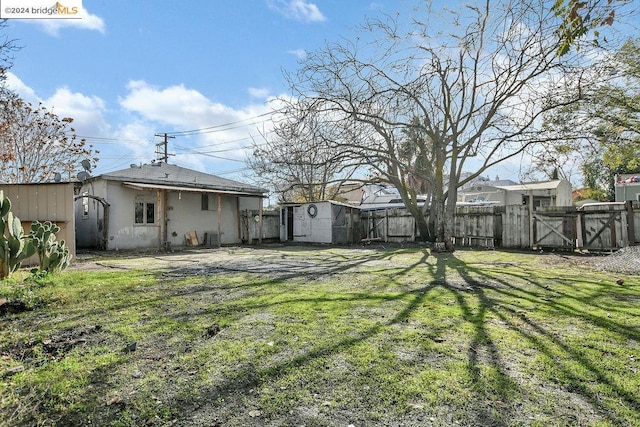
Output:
287,207,294,240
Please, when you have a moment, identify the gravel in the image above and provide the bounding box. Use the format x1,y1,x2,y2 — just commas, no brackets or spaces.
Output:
591,245,640,275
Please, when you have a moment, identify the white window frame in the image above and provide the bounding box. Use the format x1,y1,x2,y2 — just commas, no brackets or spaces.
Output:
134,201,156,225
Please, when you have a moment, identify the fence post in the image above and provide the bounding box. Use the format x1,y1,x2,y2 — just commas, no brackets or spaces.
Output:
576,211,584,248
528,195,534,248
626,201,636,245
385,209,389,243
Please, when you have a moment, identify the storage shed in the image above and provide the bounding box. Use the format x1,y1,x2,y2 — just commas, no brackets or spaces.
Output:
280,201,362,244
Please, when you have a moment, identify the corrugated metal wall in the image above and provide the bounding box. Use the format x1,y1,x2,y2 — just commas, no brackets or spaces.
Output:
0,183,76,264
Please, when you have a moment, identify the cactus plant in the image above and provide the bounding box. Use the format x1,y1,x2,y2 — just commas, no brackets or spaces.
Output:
29,220,72,273
0,191,36,279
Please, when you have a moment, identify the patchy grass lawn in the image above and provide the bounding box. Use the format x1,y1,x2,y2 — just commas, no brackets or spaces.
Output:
1,246,639,426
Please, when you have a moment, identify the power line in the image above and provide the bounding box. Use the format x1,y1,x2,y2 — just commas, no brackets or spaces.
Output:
166,111,277,136
174,146,245,162
76,135,151,144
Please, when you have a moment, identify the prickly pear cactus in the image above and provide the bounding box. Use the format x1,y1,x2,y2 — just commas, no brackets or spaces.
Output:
30,220,72,273
0,191,35,279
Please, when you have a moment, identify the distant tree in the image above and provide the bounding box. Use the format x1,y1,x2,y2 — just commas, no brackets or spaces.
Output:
0,91,98,183
552,0,632,55
248,102,355,203
0,20,18,79
533,37,640,200
273,0,612,251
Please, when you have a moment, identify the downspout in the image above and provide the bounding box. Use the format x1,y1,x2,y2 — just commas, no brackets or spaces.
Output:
217,193,222,248
102,203,109,250
236,197,241,241
259,197,263,245
528,193,534,248
156,190,163,251
162,190,168,250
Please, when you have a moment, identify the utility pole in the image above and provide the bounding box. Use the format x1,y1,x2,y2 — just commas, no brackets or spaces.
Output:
154,133,175,163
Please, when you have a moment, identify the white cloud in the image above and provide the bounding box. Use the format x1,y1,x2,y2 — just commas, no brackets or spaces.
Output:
248,87,271,99
4,72,39,104
43,87,109,136
120,81,235,128
4,73,108,137
33,7,105,35
267,0,326,23
119,80,278,171
1,74,285,179
287,48,307,60
106,121,157,167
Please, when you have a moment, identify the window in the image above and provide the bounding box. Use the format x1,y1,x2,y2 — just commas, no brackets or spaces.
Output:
146,202,155,224
637,194,640,202
201,194,215,211
134,202,155,224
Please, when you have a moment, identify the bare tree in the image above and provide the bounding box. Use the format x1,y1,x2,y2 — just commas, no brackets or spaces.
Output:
0,19,19,84
248,102,356,203
273,0,620,251
0,91,98,183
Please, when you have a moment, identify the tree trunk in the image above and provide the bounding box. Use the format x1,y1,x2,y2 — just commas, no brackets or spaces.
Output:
432,142,448,251
443,186,457,252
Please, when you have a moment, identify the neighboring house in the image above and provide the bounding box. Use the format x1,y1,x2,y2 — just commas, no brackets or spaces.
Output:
458,179,573,207
75,162,267,250
0,182,76,264
614,173,640,202
280,201,362,244
338,183,429,210
458,175,518,191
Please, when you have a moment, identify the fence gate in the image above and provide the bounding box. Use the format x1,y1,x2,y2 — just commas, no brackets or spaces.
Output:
532,209,577,249
578,205,628,250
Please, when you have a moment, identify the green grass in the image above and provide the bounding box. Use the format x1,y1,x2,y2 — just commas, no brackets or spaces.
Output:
1,247,639,426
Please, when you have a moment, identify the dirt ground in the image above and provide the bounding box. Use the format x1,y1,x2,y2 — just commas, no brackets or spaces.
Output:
72,243,640,276
71,244,406,277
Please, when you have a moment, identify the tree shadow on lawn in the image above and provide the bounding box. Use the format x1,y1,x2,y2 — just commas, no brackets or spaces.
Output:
446,255,640,426
168,250,639,426
159,250,512,425
24,247,640,425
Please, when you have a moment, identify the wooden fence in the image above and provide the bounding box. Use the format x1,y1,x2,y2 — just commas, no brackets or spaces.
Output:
360,202,640,251
241,210,281,243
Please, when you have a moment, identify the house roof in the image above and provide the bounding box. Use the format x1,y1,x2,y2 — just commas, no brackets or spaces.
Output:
91,162,267,196
495,180,565,192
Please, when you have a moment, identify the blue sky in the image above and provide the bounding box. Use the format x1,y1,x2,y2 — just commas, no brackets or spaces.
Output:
6,1,418,183
7,0,627,188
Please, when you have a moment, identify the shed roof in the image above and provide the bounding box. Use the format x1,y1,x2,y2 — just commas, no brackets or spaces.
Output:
92,162,267,196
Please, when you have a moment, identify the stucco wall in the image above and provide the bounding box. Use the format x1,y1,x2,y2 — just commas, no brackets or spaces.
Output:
616,183,640,202
165,191,243,247
77,179,263,250
105,182,160,250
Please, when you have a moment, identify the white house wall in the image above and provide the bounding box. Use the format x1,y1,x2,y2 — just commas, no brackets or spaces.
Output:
165,191,242,246
556,180,572,206
77,180,263,250
238,196,261,210
105,182,160,250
